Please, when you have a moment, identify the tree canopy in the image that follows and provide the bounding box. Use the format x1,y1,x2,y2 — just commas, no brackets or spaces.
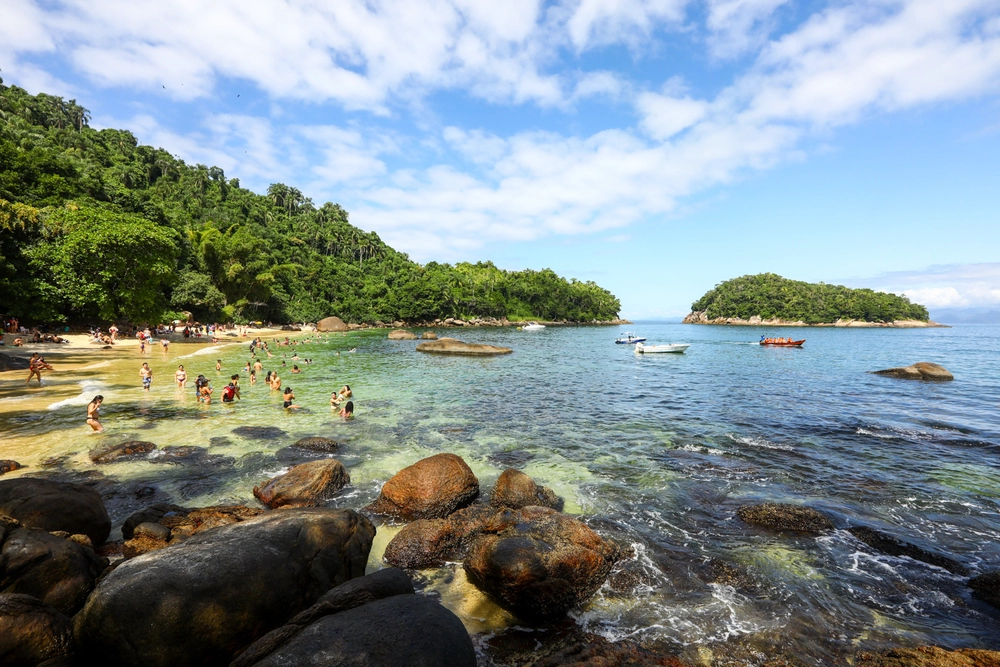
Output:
690,273,929,323
0,80,621,324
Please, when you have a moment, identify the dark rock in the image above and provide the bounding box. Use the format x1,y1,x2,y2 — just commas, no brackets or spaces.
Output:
855,646,1000,666
0,515,21,545
158,505,264,540
968,571,1000,609
383,504,497,569
232,426,287,440
872,362,954,381
0,460,22,475
366,453,479,521
464,506,624,620
0,352,31,371
38,456,69,469
293,437,340,452
416,337,512,356
134,522,171,542
0,528,107,615
121,503,186,540
236,594,475,667
155,445,202,459
848,526,967,575
231,568,415,667
491,468,563,511
74,508,375,667
89,440,157,463
0,478,111,545
253,459,350,509
489,450,535,468
703,558,760,595
736,503,834,535
0,593,75,665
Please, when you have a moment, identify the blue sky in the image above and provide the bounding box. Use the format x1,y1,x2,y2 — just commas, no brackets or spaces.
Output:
3,0,999,318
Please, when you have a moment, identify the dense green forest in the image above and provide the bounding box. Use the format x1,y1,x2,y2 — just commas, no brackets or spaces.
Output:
0,81,620,325
690,273,929,323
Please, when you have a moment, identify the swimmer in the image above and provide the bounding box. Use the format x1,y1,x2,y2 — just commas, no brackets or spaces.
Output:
330,391,342,408
269,372,281,391
282,387,300,410
216,359,222,372
249,369,257,385
140,363,152,391
245,361,252,374
339,400,354,419
253,359,263,373
339,384,352,399
175,364,187,387
200,379,213,404
87,395,104,432
291,364,301,373
230,374,241,400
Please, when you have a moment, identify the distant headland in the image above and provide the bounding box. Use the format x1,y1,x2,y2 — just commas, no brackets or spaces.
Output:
683,273,946,328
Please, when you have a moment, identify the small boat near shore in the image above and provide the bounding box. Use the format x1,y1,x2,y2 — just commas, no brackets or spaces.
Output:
634,342,689,354
522,323,546,331
615,332,646,345
760,337,805,347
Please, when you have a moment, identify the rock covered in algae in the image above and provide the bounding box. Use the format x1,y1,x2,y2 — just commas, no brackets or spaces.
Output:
253,459,350,509
365,453,479,521
736,503,834,535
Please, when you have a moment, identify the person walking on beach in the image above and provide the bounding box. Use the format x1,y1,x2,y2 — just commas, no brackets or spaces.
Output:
140,363,152,391
25,353,42,385
87,395,104,432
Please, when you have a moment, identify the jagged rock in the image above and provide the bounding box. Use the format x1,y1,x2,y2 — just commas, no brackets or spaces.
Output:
388,329,417,340
491,469,563,511
0,593,75,665
0,460,21,475
0,528,107,615
969,571,1000,609
421,331,438,339
736,503,834,535
253,459,350,509
232,426,287,440
848,526,967,575
366,453,479,521
293,437,340,453
0,479,111,546
872,362,954,381
317,317,348,332
89,441,157,463
416,338,512,356
74,508,375,667
855,646,1000,666
464,506,623,620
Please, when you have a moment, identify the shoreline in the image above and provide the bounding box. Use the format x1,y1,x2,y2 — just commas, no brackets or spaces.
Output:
681,312,948,328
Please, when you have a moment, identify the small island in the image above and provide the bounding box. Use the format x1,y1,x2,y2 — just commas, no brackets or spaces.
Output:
684,273,944,327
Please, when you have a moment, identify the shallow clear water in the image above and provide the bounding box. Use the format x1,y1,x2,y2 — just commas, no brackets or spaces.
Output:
2,324,998,663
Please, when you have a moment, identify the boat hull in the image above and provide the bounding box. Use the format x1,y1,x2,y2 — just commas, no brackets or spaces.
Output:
760,340,805,347
635,343,689,354
615,338,646,344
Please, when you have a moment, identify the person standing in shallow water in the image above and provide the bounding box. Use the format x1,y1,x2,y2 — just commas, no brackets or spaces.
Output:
140,363,152,391
87,395,104,432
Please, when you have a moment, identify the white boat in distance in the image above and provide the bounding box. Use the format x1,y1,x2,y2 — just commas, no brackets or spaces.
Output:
615,332,646,344
522,323,546,330
634,342,689,354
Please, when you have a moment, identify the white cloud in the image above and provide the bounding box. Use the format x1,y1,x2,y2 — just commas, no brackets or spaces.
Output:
706,0,790,59
636,93,708,139
852,263,1000,308
565,0,689,51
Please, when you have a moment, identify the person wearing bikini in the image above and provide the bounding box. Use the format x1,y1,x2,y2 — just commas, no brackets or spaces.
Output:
87,395,104,432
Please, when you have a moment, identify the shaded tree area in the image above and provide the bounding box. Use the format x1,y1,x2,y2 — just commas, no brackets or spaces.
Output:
0,81,621,324
690,273,929,323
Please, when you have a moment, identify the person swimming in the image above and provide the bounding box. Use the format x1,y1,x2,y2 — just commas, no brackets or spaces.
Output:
86,395,104,432
330,391,342,408
339,400,354,419
339,384,352,399
291,364,301,373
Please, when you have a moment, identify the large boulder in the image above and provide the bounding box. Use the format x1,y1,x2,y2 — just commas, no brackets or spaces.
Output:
120,504,265,559
89,440,157,464
0,479,111,546
491,469,563,511
317,317,348,332
855,646,1000,666
872,362,954,381
74,508,375,667
416,338,512,356
236,594,475,667
0,593,75,666
383,504,497,569
1,528,107,615
464,506,623,620
969,571,1000,609
387,329,417,340
253,460,350,509
365,453,479,521
848,526,967,575
421,331,438,340
736,503,834,535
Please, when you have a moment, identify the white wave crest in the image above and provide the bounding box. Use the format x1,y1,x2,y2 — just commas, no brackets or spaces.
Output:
47,380,107,410
176,344,233,360
727,434,793,451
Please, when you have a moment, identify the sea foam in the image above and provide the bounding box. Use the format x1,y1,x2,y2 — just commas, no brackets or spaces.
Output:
47,380,107,410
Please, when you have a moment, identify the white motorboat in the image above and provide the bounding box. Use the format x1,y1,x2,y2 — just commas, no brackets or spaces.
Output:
522,323,546,331
634,342,689,354
615,332,646,344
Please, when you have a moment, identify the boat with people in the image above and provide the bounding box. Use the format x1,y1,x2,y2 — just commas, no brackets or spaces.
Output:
615,333,647,345
634,342,689,354
522,323,546,331
759,336,805,347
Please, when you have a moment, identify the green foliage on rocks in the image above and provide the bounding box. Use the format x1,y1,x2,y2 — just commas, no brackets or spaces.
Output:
691,273,929,323
0,81,621,324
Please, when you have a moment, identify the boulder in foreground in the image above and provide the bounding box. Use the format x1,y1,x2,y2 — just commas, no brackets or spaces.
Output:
0,478,111,546
855,646,1000,666
387,329,417,340
74,508,375,667
416,338,512,356
253,459,350,508
872,362,954,381
366,453,479,521
1,528,107,614
0,593,75,666
736,503,834,535
317,316,349,332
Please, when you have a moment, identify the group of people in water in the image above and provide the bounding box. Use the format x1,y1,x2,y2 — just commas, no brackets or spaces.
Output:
760,336,797,344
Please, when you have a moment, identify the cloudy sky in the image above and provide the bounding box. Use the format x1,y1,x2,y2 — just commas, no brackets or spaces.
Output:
3,0,999,317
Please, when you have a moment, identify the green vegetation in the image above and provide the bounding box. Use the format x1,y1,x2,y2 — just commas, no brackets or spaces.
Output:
0,81,620,325
690,273,929,323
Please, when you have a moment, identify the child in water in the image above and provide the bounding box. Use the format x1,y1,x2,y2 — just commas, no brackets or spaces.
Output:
216,359,222,372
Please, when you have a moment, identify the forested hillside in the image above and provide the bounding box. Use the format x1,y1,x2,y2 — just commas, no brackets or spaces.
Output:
689,273,929,323
0,81,620,325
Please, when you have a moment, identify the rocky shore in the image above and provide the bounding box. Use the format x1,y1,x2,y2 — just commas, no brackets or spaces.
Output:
682,311,947,327
315,315,631,332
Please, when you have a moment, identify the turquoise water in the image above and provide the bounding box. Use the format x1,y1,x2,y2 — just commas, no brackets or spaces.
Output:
2,323,999,662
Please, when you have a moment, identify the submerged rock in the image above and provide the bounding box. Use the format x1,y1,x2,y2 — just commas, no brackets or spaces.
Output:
0,478,111,546
736,503,834,535
89,440,157,463
293,437,340,453
0,460,21,476
253,459,350,509
74,508,375,667
855,646,1000,666
366,453,480,521
490,468,563,511
872,362,954,381
968,571,1000,609
0,593,75,666
388,329,417,340
0,528,107,615
848,526,967,575
415,338,513,356
232,426,287,440
464,506,624,620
